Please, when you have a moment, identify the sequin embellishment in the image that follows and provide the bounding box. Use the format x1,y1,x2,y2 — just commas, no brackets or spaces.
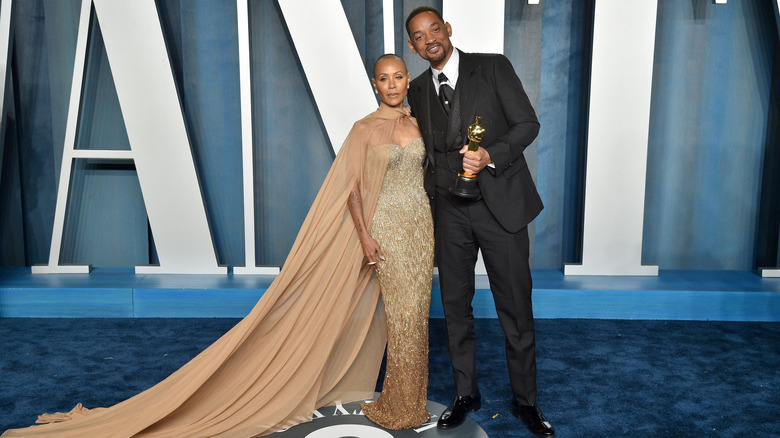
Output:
361,138,434,429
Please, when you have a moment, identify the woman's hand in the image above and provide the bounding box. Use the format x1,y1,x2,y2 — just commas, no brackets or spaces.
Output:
359,232,385,269
347,181,384,271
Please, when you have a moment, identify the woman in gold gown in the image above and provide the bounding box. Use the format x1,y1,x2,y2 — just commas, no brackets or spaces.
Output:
3,55,433,437
357,54,434,430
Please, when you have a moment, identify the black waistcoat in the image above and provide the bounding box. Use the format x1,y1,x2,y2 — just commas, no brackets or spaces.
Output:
430,89,465,190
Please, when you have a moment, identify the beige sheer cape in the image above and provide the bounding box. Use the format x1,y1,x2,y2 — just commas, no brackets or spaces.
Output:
3,104,415,438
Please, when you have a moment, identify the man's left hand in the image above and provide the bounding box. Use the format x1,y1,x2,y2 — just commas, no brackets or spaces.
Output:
460,145,492,174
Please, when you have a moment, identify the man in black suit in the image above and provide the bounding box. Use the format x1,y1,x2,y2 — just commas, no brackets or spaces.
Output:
405,7,554,437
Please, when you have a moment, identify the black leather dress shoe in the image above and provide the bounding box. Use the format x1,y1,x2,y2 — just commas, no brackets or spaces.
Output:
436,393,482,429
512,400,555,437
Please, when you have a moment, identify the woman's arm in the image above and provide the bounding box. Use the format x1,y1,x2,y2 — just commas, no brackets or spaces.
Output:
347,181,384,266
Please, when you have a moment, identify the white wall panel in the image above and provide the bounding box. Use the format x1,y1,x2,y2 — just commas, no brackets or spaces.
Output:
0,0,12,193
565,0,659,276
277,0,377,156
444,0,504,54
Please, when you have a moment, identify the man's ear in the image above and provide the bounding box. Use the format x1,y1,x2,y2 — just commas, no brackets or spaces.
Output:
446,22,452,37
408,39,418,54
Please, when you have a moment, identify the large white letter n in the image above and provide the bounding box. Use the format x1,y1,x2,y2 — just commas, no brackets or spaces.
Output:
32,0,225,274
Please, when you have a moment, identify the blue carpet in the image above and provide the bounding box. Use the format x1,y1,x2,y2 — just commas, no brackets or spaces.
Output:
1,318,778,437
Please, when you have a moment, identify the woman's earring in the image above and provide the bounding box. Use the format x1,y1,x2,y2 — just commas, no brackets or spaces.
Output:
374,89,379,95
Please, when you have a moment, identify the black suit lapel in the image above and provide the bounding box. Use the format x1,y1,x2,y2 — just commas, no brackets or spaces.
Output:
460,54,481,136
446,51,481,149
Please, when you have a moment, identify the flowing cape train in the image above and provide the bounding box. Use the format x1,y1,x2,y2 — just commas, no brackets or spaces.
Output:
3,104,415,437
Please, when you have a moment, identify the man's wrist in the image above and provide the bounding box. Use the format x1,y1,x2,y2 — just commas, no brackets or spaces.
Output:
482,148,493,168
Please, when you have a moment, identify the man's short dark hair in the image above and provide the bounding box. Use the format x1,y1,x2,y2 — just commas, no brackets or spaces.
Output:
405,6,445,38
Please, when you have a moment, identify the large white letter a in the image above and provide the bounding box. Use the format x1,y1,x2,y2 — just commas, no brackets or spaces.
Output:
33,0,225,274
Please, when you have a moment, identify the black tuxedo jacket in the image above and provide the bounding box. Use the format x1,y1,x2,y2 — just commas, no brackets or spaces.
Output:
408,50,543,233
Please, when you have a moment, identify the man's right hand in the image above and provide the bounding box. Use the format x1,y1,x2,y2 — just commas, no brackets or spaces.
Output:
460,145,492,175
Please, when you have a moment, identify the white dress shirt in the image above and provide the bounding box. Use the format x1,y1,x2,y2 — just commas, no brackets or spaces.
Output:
431,48,460,94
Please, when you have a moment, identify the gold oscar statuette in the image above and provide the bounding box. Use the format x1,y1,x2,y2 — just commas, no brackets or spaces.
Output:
450,116,485,199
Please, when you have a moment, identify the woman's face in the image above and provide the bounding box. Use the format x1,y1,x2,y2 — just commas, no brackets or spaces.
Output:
372,58,410,108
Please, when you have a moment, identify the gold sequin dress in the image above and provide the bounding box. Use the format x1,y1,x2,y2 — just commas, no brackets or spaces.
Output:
361,137,434,429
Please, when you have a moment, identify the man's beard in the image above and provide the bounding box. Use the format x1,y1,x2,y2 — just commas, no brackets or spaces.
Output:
425,43,450,65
